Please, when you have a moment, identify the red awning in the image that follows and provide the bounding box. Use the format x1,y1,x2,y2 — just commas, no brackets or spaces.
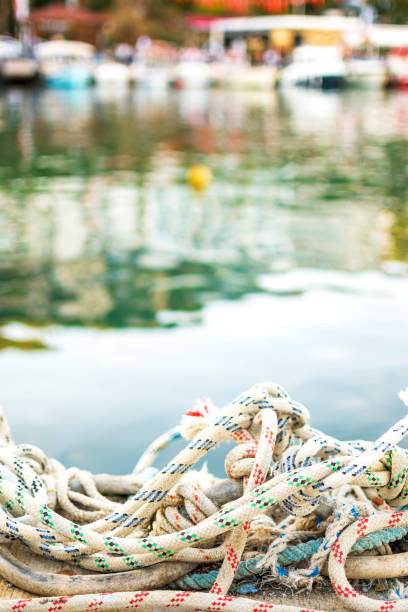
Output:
29,4,105,25
185,15,224,31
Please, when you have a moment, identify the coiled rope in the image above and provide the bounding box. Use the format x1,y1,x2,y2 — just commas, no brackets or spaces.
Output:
170,524,408,591
0,383,408,610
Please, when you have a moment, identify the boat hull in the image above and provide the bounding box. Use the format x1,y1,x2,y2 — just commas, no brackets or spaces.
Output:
41,64,93,89
1,58,39,84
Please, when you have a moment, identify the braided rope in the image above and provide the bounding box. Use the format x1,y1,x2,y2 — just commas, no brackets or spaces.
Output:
170,525,408,591
0,383,407,611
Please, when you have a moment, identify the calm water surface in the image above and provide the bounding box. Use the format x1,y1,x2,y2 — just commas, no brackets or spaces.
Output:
1,85,408,475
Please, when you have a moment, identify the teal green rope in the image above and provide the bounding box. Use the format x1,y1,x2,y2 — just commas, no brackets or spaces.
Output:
169,525,408,591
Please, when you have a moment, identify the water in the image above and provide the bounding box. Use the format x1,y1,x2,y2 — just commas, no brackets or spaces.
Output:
1,85,408,476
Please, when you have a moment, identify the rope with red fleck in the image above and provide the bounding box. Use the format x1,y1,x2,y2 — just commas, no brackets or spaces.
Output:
0,383,407,611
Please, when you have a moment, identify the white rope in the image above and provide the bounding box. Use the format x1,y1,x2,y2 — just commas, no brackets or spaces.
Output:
0,383,407,611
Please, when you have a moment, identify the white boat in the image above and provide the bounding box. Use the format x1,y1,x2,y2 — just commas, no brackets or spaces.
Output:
0,35,22,60
172,61,212,89
94,60,130,88
221,64,277,90
1,57,38,83
171,48,211,89
35,40,95,88
346,57,386,89
279,45,347,90
132,64,170,89
0,35,38,83
386,51,408,88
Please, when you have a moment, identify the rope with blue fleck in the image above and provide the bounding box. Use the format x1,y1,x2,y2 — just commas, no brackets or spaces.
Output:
170,523,408,592
0,383,407,610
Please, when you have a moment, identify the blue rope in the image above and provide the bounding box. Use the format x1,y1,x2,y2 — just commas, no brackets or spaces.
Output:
169,525,408,591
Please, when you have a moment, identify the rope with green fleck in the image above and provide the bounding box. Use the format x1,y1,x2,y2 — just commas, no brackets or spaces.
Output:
0,384,407,611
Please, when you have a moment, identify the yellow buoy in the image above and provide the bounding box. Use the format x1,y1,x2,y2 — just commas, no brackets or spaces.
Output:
186,164,212,192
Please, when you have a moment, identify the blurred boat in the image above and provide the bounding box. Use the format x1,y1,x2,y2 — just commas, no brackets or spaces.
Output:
386,48,408,88
0,35,38,84
131,40,177,89
94,60,130,88
1,58,39,83
278,45,347,90
132,64,171,89
172,61,212,89
35,40,94,88
0,35,22,60
172,47,211,89
346,57,386,89
220,64,277,90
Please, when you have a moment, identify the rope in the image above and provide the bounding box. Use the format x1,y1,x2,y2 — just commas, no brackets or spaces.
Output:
170,525,408,591
0,383,407,611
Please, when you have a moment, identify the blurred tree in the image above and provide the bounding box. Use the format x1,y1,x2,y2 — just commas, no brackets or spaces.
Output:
0,0,13,32
101,0,144,44
140,0,188,41
29,0,53,8
5,0,408,42
83,0,115,11
17,0,187,43
101,0,188,44
370,0,408,23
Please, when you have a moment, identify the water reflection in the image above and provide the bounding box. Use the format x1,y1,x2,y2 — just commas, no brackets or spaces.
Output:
1,87,408,337
1,86,408,472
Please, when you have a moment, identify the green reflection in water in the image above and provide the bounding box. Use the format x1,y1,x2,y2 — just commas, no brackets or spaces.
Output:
0,334,49,351
1,87,408,347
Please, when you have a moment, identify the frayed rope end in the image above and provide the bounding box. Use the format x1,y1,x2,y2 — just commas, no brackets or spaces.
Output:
399,387,408,408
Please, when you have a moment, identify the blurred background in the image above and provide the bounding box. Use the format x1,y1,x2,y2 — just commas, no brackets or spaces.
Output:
1,0,408,476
